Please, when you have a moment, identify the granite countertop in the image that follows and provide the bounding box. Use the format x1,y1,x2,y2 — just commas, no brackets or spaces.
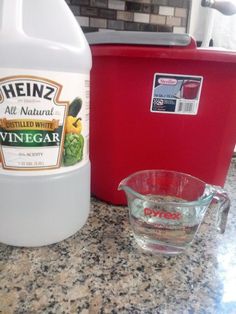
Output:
0,160,236,314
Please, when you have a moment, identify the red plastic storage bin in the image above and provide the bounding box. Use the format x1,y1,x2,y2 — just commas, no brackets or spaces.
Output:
86,32,236,205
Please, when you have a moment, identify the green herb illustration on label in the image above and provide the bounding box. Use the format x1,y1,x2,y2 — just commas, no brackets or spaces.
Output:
63,98,84,166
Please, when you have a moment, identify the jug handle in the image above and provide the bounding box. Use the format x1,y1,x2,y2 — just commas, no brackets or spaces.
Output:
212,185,231,234
1,0,24,36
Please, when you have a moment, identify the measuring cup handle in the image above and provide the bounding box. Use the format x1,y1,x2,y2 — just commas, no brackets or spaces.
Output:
212,185,231,234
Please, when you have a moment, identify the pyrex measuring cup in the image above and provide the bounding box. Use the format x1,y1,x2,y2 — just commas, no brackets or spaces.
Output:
118,170,230,255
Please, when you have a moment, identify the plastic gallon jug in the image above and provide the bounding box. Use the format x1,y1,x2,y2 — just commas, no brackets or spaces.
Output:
0,0,91,246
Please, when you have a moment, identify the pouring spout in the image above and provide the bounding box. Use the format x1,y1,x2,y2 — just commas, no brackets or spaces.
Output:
118,181,134,206
118,180,147,202
118,181,134,196
117,179,126,192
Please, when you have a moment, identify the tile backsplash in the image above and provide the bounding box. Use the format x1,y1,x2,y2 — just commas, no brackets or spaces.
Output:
67,0,190,33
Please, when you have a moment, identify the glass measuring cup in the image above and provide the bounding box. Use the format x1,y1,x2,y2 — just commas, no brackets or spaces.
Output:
118,170,230,255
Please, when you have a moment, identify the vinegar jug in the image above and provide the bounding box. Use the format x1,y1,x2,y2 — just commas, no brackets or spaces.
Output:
0,0,92,246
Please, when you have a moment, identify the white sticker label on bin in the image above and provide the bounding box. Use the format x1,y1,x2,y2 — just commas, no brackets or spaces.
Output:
150,73,203,115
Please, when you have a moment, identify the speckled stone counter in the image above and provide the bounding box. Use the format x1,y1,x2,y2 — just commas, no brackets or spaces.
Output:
1,160,236,314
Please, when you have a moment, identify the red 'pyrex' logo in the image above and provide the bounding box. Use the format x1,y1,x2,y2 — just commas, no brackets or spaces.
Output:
144,208,181,220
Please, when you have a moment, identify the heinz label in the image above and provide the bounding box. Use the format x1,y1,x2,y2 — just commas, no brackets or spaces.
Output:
0,69,89,172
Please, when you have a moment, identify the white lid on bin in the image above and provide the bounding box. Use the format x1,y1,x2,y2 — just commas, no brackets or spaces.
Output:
85,31,192,47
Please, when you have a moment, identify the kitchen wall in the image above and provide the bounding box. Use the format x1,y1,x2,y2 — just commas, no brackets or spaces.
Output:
67,0,190,33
